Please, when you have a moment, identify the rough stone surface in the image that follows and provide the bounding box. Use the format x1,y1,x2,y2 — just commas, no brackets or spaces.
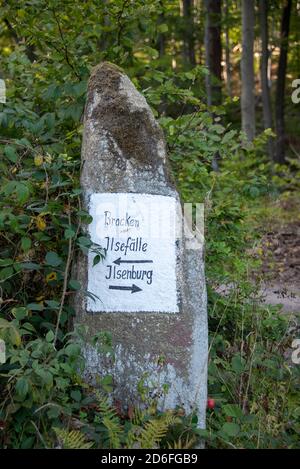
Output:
74,62,208,428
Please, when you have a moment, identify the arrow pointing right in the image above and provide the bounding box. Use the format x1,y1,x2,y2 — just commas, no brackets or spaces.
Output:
109,284,142,294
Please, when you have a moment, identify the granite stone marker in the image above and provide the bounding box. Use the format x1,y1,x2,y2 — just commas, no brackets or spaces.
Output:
75,62,208,428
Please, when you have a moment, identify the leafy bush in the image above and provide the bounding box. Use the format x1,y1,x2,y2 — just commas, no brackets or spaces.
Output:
0,3,299,448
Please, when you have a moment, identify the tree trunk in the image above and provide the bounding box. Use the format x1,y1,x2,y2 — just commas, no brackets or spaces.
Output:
156,0,166,58
225,0,232,98
4,18,36,62
182,0,196,67
275,0,292,164
241,0,255,141
259,0,273,159
204,0,222,106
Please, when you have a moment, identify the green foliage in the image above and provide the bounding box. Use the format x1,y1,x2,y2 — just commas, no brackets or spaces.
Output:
137,412,180,449
51,392,196,450
0,0,299,450
159,90,300,448
205,291,300,448
53,428,93,449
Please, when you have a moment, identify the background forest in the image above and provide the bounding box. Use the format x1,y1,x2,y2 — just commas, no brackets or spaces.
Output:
0,0,300,449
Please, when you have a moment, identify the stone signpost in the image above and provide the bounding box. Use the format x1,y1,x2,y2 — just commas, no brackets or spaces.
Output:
74,62,208,428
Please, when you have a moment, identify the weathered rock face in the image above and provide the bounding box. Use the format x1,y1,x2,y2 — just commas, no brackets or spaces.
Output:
74,62,208,428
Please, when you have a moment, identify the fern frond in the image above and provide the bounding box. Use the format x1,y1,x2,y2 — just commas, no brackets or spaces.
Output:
138,413,180,449
168,435,197,449
125,425,142,449
95,391,117,420
102,416,122,449
95,391,123,449
132,406,146,425
53,427,93,449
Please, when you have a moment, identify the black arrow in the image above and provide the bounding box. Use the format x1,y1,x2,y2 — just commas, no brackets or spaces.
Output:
109,284,142,294
113,257,153,266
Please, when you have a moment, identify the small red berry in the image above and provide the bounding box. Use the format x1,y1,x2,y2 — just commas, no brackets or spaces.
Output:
207,398,215,409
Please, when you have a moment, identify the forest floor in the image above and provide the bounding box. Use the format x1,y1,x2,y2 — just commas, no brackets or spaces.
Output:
256,196,300,314
216,195,300,315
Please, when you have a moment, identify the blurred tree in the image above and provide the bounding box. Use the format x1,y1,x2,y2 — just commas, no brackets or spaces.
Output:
181,0,196,67
241,0,255,141
204,0,222,106
275,0,293,164
224,0,232,98
259,0,273,159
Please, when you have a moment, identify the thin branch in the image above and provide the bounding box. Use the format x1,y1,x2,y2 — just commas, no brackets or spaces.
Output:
3,18,36,61
116,0,131,46
30,420,48,449
51,9,81,80
54,205,73,347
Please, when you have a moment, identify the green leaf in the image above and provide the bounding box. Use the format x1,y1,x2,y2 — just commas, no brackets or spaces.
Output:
223,404,244,419
27,303,44,311
8,324,22,346
45,251,62,267
70,389,82,402
22,323,36,333
93,255,100,267
15,182,30,204
11,307,28,321
231,355,246,374
4,145,18,163
222,130,237,144
0,258,14,267
64,343,81,357
45,300,60,309
72,81,87,97
0,266,14,281
77,236,92,247
16,377,29,399
68,279,81,290
211,124,225,134
21,437,35,449
46,330,55,342
35,368,53,386
101,375,113,393
21,237,31,251
64,227,75,239
157,23,168,33
221,422,240,437
0,318,10,328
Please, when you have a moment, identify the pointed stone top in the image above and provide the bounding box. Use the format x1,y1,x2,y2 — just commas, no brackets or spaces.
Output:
81,62,174,195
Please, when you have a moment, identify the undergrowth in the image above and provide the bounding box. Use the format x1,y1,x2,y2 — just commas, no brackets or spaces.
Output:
0,37,299,448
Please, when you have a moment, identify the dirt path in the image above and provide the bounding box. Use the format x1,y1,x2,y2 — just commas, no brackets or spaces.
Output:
258,206,300,314
214,198,300,314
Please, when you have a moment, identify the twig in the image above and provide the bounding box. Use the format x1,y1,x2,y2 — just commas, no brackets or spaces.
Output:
51,9,81,80
30,420,48,449
54,205,73,347
242,330,257,413
289,143,300,159
116,0,131,46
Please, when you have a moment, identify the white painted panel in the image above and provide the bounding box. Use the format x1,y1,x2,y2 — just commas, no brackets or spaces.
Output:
87,193,180,313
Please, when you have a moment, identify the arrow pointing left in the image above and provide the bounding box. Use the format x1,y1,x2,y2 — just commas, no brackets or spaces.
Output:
113,257,153,266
